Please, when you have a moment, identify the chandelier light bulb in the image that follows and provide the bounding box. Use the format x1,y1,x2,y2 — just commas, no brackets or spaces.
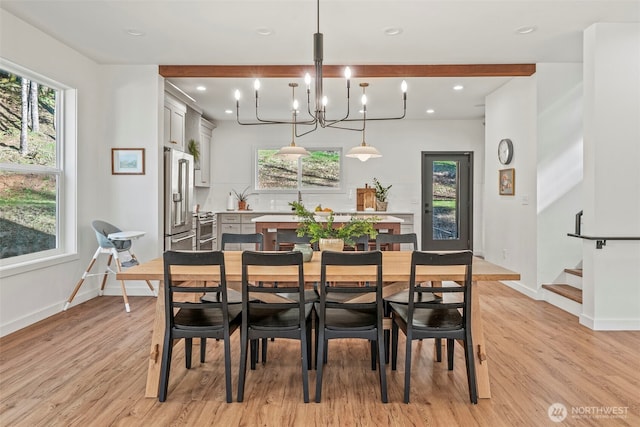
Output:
292,99,299,110
401,80,408,93
234,90,241,101
254,79,261,91
344,67,351,80
304,73,311,88
361,94,367,106
322,96,328,107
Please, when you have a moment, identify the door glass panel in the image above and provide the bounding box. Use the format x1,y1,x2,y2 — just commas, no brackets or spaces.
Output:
432,160,459,240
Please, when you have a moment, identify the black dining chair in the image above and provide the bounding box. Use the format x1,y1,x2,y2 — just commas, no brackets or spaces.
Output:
315,250,388,403
275,229,313,250
389,250,477,404
204,232,267,362
237,251,313,403
159,250,241,403
377,233,442,362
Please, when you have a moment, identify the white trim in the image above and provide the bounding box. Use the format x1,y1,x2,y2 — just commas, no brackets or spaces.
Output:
498,280,542,300
0,252,78,278
580,314,640,331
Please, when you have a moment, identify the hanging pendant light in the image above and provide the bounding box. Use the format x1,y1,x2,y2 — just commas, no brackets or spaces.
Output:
346,83,381,162
276,83,310,160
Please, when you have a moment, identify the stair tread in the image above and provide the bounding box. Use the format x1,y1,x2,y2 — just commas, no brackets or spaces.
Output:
542,284,583,304
564,268,583,277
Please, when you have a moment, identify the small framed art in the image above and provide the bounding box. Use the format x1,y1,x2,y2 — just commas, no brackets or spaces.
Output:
112,148,145,175
499,168,515,195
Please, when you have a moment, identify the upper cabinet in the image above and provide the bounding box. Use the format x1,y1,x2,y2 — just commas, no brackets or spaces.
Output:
195,119,215,187
163,93,186,150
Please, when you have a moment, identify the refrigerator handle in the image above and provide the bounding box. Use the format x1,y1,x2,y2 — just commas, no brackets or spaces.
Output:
176,158,189,227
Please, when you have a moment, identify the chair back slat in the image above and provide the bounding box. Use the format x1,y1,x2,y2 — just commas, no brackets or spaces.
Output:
221,233,264,251
375,233,418,251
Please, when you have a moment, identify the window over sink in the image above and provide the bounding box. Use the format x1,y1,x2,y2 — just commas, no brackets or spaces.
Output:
255,148,342,191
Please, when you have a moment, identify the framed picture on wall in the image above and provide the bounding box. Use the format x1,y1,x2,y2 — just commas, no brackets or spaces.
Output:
112,148,145,175
499,168,515,195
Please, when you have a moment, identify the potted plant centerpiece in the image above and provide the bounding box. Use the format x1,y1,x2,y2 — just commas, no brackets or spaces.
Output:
290,202,378,251
233,186,257,211
373,177,392,211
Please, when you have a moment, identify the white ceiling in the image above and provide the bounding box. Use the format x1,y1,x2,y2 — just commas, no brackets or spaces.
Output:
2,0,638,121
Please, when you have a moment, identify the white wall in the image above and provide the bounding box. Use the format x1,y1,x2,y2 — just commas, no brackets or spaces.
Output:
536,63,584,286
0,10,103,335
199,118,486,252
484,77,538,296
0,11,163,335
581,23,640,330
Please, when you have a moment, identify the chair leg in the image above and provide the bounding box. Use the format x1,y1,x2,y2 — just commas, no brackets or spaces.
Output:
447,339,455,371
306,320,313,371
435,338,442,362
64,247,101,310
300,328,310,403
223,332,233,403
185,338,192,369
384,329,390,363
99,254,113,296
315,328,325,402
403,335,413,403
158,335,173,402
237,330,249,402
377,330,388,403
391,320,399,371
200,338,207,363
464,334,478,404
113,254,131,312
261,338,268,364
250,340,257,370
370,340,376,370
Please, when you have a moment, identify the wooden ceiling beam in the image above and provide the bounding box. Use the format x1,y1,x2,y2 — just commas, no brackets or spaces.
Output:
159,64,536,78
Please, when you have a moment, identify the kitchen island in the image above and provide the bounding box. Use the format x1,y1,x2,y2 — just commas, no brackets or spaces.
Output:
252,214,404,250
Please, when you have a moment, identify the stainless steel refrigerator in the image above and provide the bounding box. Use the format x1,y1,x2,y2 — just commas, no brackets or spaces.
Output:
164,148,195,251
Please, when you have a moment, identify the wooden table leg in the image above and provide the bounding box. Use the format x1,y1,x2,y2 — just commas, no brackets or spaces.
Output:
471,280,491,399
145,280,165,398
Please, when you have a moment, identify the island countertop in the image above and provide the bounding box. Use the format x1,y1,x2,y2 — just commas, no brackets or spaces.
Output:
251,214,404,223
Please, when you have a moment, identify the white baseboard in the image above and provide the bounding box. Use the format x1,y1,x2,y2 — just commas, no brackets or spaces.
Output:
499,280,542,300
579,314,640,331
0,288,97,338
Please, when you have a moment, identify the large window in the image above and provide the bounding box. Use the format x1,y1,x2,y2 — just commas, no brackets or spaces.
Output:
256,148,342,191
0,66,62,261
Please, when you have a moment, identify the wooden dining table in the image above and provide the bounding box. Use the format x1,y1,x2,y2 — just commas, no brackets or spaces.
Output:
117,251,520,400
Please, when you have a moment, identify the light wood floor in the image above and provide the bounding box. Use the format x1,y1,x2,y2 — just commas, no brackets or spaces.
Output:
1,282,638,426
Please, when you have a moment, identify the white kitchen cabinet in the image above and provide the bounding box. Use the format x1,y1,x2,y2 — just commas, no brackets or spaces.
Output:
194,119,215,187
164,93,186,150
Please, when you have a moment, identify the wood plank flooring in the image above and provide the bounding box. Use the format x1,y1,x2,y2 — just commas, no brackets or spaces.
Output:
1,282,639,426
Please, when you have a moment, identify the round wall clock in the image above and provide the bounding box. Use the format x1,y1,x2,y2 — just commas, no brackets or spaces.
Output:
498,138,513,165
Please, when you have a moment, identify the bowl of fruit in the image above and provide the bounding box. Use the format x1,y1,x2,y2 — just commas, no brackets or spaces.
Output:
314,205,333,217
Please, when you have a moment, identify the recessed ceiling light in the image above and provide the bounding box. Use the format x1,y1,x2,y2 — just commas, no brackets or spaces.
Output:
256,27,274,36
196,86,206,92
383,27,403,36
225,109,233,114
426,109,435,114
125,29,145,37
515,25,537,35
453,85,464,91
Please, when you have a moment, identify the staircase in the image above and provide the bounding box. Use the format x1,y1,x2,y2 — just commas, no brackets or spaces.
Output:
542,268,583,316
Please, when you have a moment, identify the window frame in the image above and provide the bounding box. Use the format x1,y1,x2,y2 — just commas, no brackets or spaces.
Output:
0,58,77,275
253,146,344,194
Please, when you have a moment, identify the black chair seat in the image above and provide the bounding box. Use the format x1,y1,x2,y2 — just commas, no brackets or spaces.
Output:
201,288,243,304
315,304,377,330
174,305,242,331
389,303,463,331
277,289,319,303
384,288,441,305
249,303,313,330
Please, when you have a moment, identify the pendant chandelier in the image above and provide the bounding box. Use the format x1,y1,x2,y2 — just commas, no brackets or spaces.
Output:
234,0,407,160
